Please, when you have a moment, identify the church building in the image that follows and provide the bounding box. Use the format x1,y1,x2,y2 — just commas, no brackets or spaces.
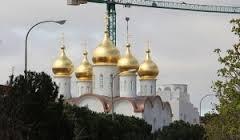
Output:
51,15,198,131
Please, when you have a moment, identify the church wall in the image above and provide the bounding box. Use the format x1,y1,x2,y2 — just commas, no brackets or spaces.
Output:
152,99,164,129
54,76,72,99
157,84,199,124
92,65,119,97
113,100,142,118
78,97,105,113
139,79,156,96
143,101,154,131
179,101,199,124
76,80,92,96
169,100,180,121
119,74,137,97
161,103,172,127
193,108,200,124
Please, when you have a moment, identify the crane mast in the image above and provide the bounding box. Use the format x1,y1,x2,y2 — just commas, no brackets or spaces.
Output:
107,1,117,45
67,0,240,45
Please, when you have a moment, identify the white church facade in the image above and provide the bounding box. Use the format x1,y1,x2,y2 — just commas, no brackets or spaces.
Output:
51,16,199,131
157,84,199,124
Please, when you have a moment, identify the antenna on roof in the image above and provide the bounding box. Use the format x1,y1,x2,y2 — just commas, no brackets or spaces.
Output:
125,17,130,44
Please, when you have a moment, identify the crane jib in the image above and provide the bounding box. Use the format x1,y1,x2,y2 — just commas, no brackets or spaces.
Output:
86,0,240,14
68,0,240,46
112,0,240,14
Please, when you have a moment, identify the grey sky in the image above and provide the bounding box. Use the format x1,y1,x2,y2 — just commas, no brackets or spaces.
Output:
0,0,240,115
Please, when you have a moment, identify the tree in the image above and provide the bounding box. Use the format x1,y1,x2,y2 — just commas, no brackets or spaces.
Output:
205,19,240,140
63,104,153,140
0,71,153,140
200,113,218,125
0,71,73,140
155,120,206,140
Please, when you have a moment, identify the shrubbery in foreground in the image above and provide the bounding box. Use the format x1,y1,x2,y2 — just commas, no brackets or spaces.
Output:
0,71,205,140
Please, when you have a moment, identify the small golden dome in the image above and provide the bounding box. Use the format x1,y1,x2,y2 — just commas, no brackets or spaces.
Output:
117,43,139,75
92,31,120,65
138,48,159,80
52,47,74,77
75,50,92,81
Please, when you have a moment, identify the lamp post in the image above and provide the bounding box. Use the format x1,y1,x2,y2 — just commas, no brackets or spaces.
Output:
110,69,136,121
24,20,66,78
199,93,216,117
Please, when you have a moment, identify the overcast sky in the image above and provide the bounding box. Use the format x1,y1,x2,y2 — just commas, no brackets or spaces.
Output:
0,0,240,115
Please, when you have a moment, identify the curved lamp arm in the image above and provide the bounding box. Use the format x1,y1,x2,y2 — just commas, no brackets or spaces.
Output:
24,20,66,77
199,94,216,117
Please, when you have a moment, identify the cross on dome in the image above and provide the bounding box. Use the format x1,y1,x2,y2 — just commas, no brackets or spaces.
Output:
60,32,66,49
104,13,109,32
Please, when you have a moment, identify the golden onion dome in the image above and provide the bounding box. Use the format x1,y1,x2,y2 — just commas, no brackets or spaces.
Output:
138,48,159,80
117,43,139,75
92,31,120,65
75,50,92,81
52,47,74,77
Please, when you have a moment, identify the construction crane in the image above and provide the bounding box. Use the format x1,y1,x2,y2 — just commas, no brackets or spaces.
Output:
67,0,240,45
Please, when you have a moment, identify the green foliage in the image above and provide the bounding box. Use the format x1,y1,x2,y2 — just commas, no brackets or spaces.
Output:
205,19,240,140
0,72,72,140
64,105,152,140
200,113,218,125
154,120,206,140
0,71,152,140
0,71,210,140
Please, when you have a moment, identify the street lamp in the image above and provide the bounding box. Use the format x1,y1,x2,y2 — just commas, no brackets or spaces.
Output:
199,93,216,117
24,20,66,78
110,69,136,121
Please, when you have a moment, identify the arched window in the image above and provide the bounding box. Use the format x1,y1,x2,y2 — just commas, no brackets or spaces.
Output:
164,87,171,92
150,85,153,94
124,80,127,91
120,80,123,91
130,81,133,91
110,74,113,89
100,74,103,88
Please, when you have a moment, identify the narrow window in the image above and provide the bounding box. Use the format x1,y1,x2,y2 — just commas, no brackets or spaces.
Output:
124,80,127,91
144,85,147,93
150,85,153,94
81,86,84,94
120,80,123,91
110,74,113,89
87,86,90,93
130,81,133,91
100,74,103,88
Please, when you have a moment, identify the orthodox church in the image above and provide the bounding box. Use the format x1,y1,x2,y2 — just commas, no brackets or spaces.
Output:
51,16,199,131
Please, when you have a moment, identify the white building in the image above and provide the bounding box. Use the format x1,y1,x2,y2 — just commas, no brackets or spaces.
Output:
157,84,199,124
51,15,199,131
